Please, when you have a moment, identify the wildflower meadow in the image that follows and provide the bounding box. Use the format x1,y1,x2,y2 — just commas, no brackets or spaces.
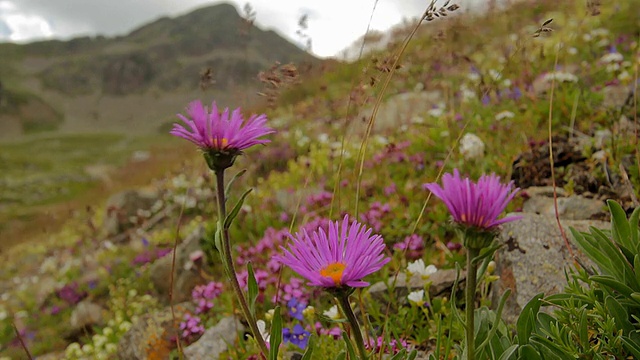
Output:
1,0,640,359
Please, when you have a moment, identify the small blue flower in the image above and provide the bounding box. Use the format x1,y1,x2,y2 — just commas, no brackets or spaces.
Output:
290,324,310,349
287,298,306,321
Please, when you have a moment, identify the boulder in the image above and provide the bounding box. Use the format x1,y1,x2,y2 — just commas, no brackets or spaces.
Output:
117,303,193,360
104,189,160,236
522,187,606,220
358,91,443,133
492,213,606,324
184,316,245,359
69,300,105,334
149,226,208,303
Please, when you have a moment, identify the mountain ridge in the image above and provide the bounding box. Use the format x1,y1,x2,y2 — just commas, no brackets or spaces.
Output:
0,2,317,139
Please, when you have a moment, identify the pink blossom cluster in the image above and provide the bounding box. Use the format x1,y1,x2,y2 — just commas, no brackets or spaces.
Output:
393,234,425,260
306,190,333,208
314,322,341,339
180,313,205,340
235,227,289,271
192,281,224,314
360,202,391,232
365,336,408,354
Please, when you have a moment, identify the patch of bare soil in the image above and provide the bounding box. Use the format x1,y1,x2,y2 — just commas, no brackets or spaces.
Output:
511,135,638,215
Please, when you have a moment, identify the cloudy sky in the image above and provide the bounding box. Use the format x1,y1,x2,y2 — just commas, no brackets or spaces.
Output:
0,0,481,57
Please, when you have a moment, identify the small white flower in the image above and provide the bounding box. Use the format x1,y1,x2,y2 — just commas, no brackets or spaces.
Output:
467,72,481,82
318,133,329,143
459,133,485,161
407,259,438,279
601,52,624,63
428,107,444,118
591,28,609,37
495,110,515,121
606,63,620,72
408,290,425,306
489,69,502,81
257,320,271,343
323,305,341,320
542,72,578,83
568,47,578,55
619,71,631,82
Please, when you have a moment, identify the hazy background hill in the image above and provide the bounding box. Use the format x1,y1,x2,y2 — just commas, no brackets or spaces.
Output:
0,2,315,138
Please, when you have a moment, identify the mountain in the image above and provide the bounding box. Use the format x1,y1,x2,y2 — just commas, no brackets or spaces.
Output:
0,3,316,138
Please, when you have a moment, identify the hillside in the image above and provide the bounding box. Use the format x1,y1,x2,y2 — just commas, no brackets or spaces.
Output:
1,0,640,358
0,2,315,138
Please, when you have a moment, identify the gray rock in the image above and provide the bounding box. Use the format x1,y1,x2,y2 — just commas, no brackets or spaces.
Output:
493,213,606,324
358,91,443,133
69,300,104,330
522,192,605,220
184,316,245,359
368,269,465,307
149,226,208,303
104,189,160,236
117,303,193,360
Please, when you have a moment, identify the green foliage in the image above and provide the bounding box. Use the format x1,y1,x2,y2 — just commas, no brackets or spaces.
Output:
512,201,640,358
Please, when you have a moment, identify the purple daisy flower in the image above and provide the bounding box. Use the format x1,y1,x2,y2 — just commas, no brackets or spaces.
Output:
170,100,274,153
425,169,521,230
276,215,390,288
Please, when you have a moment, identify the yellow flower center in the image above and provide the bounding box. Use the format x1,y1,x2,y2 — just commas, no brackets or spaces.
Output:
319,262,346,285
213,137,229,149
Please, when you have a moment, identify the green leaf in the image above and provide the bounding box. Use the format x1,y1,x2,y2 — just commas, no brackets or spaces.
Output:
497,344,518,360
605,295,634,333
300,334,315,360
516,292,544,345
214,224,223,256
629,206,640,251
530,336,574,360
341,331,358,360
517,344,542,360
225,169,247,201
247,262,259,317
407,349,418,360
621,336,640,358
389,349,407,360
269,306,283,360
609,199,631,249
224,188,252,229
335,352,346,360
591,275,635,297
578,309,588,346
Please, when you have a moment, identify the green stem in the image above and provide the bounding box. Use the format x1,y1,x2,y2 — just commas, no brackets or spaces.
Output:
215,170,269,358
465,247,479,360
337,292,369,360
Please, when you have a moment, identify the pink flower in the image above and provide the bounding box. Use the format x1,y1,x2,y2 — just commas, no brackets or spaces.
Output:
276,216,390,288
425,169,521,229
171,100,274,152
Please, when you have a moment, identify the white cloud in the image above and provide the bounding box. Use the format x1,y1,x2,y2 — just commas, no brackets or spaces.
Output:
0,0,53,41
0,0,480,56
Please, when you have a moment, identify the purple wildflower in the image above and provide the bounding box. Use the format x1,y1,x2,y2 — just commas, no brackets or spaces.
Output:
276,215,390,288
366,336,408,354
180,313,205,339
287,298,306,320
393,234,424,260
192,281,224,314
56,282,86,305
283,324,311,349
425,169,521,230
170,100,274,152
